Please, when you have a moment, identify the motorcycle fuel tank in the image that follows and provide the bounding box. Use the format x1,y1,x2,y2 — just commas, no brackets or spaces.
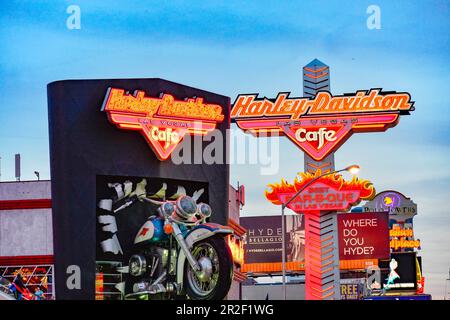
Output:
134,217,168,244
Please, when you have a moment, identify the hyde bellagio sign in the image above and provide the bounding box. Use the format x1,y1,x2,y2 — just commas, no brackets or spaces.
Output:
265,171,375,213
101,88,224,160
231,89,414,161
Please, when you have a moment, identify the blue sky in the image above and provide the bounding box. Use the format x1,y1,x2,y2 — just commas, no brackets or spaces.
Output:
1,0,449,298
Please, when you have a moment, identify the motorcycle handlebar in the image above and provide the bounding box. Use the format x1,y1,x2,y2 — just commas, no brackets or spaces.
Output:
114,195,208,226
142,197,166,205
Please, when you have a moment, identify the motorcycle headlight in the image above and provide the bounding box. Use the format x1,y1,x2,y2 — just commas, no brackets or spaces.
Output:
159,202,175,217
175,195,197,220
129,254,146,277
197,203,212,219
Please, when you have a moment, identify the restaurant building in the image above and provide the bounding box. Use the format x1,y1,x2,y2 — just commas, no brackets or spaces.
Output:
0,180,55,299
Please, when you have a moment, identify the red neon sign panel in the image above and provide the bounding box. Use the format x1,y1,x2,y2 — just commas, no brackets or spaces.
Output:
231,89,414,161
265,171,375,213
101,88,224,160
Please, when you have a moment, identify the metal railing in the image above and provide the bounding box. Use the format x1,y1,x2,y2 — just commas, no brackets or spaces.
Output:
95,261,124,300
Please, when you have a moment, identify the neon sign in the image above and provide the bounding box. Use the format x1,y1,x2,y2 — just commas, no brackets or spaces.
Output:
390,238,421,250
389,225,421,250
102,88,224,160
227,235,244,266
265,170,375,212
231,89,414,161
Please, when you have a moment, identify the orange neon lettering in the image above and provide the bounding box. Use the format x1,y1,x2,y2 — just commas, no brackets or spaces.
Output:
104,88,224,122
101,87,224,161
231,88,413,161
231,89,413,120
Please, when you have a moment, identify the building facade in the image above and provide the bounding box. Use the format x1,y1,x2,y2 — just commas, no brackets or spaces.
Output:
0,180,55,299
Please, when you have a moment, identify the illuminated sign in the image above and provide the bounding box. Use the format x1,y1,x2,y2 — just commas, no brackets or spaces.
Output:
102,88,224,160
390,226,414,237
364,191,417,222
389,225,421,250
364,191,420,251
380,252,418,291
227,235,244,266
265,170,375,213
364,191,417,215
390,238,421,250
231,89,414,161
416,257,424,294
338,212,390,260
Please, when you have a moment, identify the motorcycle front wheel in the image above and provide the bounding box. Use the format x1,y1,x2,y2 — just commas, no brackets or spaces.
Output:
184,237,233,300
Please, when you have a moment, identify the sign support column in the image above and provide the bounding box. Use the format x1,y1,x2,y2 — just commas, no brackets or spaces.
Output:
304,211,340,299
302,59,340,300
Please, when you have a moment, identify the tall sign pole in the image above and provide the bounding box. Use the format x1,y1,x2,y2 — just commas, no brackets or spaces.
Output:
302,59,340,300
303,59,335,174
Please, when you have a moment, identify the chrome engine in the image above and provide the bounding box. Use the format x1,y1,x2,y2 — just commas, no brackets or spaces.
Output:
127,246,178,298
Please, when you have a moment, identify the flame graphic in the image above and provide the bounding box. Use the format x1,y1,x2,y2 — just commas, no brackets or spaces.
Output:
265,170,375,205
227,235,244,266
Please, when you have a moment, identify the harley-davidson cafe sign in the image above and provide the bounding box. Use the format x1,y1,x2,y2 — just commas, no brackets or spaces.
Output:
102,88,224,160
231,89,414,160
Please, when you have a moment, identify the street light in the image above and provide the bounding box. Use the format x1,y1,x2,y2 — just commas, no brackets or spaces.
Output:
346,165,360,175
280,164,360,300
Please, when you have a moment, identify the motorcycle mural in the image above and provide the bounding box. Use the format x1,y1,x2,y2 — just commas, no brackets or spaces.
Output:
97,178,234,300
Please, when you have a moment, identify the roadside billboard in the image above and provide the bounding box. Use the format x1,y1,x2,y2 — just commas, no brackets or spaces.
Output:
340,278,365,300
338,212,390,260
241,212,390,273
240,215,305,273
